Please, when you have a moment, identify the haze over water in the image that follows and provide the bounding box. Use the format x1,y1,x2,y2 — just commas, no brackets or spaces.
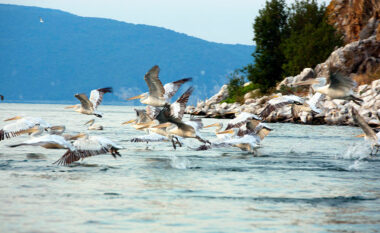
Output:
0,103,379,232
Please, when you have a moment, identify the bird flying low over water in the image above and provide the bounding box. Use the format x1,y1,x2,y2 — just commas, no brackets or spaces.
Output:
65,87,113,118
0,116,51,141
127,65,192,107
85,119,103,130
130,87,198,149
294,71,363,105
352,108,379,155
9,132,79,150
259,95,305,119
53,133,123,166
225,112,261,131
197,120,272,153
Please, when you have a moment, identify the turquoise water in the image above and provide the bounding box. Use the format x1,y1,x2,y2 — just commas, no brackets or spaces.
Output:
0,103,379,232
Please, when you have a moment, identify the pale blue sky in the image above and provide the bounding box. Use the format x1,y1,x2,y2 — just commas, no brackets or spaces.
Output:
0,0,328,45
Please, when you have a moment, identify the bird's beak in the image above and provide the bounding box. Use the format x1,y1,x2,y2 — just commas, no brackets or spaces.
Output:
135,122,152,129
50,125,65,131
217,129,234,134
122,119,136,125
355,133,365,138
64,105,77,109
127,94,144,100
152,122,172,128
224,111,237,115
25,127,41,134
4,116,22,121
293,79,319,86
84,119,94,125
204,123,220,128
70,133,87,140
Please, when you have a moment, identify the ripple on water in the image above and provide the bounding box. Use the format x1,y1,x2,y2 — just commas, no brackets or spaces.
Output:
0,105,379,232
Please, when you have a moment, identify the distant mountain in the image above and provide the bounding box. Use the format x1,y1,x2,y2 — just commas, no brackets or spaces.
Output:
0,4,255,104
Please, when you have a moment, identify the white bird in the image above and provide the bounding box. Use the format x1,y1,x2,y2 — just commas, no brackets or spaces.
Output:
122,108,154,131
65,87,113,118
0,116,50,141
259,95,305,119
85,119,103,130
39,17,44,23
294,71,363,105
54,133,123,166
352,108,380,155
197,122,272,153
291,92,325,122
204,122,233,140
127,65,192,106
225,112,261,130
9,133,76,150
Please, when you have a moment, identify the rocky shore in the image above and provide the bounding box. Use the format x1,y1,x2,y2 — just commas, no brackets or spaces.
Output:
186,35,380,126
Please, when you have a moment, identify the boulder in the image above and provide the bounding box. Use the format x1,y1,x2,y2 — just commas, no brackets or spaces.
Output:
205,85,228,106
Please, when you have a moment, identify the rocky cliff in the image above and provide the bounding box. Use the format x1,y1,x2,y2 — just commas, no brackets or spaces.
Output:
186,1,380,127
327,0,380,43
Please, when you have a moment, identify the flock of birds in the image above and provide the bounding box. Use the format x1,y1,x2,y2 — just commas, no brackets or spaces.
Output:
0,65,379,166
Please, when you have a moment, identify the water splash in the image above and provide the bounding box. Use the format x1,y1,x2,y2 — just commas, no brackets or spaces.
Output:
169,155,190,169
338,142,372,171
348,159,368,171
338,142,371,160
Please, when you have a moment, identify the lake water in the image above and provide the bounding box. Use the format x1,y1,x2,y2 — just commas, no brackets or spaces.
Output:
0,103,379,232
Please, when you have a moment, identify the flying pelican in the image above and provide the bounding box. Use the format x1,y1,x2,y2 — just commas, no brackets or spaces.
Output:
259,95,304,119
85,119,103,130
122,108,154,131
129,87,195,148
294,71,363,105
225,112,261,130
9,129,80,150
65,87,113,118
0,116,50,141
352,108,379,155
127,65,192,106
53,133,123,166
196,122,272,153
204,122,233,140
290,93,325,123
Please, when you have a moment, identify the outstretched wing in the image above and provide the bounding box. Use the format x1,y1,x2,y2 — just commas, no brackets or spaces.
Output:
225,112,261,130
352,108,377,143
259,95,304,119
89,87,113,109
53,137,112,166
328,72,356,92
146,106,161,120
163,77,192,101
1,119,38,141
144,65,165,98
306,92,324,114
185,115,203,131
75,93,93,110
170,87,194,120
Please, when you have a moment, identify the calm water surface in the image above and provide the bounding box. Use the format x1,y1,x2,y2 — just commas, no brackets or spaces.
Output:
0,103,379,232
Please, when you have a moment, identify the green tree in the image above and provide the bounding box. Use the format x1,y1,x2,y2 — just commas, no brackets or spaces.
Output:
281,0,343,76
246,0,289,93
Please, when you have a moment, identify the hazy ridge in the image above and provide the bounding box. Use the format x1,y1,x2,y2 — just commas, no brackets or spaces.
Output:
0,4,254,104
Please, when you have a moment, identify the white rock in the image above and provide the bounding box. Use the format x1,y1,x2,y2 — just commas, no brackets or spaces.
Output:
358,84,369,94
